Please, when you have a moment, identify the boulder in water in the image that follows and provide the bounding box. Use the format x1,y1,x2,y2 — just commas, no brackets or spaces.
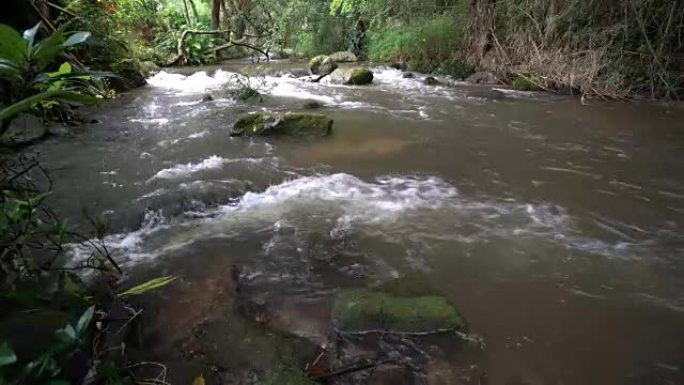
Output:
332,289,464,334
140,61,160,77
309,55,338,76
423,76,441,86
329,67,374,85
201,93,214,102
1,114,46,146
329,51,358,62
300,100,324,109
231,112,333,137
402,72,415,79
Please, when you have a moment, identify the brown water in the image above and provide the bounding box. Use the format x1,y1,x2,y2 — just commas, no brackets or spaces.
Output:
35,63,684,385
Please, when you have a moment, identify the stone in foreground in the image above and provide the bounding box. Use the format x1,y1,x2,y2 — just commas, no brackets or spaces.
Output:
309,55,338,76
231,112,333,137
330,67,374,85
1,114,46,146
332,289,464,334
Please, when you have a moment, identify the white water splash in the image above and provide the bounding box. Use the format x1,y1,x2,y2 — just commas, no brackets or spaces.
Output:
147,70,236,92
149,155,277,180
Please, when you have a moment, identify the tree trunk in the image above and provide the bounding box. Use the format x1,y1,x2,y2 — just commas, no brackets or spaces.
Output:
211,0,221,30
188,0,200,23
181,0,192,25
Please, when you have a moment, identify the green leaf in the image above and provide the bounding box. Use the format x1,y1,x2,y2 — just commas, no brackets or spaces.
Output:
46,380,71,385
117,276,177,297
23,23,41,51
57,61,72,76
0,343,17,367
0,90,98,121
75,306,95,336
55,92,97,105
0,59,22,81
30,31,65,72
63,32,91,47
56,324,76,343
0,24,27,63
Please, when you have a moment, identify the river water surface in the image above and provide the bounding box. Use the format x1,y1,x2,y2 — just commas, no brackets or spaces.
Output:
35,63,684,385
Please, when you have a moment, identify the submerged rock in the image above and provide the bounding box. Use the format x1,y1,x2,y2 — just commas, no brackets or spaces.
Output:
329,67,374,85
140,60,160,77
465,71,498,85
390,61,408,71
332,289,464,334
329,51,358,62
1,114,46,146
201,93,214,102
309,55,338,76
231,112,333,137
423,76,441,86
300,100,324,109
465,89,505,100
402,72,415,79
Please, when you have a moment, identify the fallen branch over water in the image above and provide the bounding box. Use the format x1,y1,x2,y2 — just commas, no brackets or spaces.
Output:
167,29,269,65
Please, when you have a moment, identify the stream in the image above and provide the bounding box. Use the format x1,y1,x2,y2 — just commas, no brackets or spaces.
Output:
34,62,684,385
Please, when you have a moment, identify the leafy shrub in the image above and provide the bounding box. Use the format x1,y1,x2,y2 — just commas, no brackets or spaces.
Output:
366,14,471,76
0,23,108,124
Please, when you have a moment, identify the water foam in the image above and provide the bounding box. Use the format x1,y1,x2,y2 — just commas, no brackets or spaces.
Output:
147,70,235,92
149,156,277,180
227,173,458,215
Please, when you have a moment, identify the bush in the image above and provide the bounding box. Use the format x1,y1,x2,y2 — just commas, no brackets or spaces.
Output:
366,14,471,76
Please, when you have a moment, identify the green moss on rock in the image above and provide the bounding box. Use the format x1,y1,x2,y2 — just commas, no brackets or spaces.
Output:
512,75,541,90
309,55,338,75
332,289,464,334
231,112,333,137
330,67,374,85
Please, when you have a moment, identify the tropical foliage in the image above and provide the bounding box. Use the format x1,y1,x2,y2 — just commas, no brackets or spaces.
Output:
0,23,103,125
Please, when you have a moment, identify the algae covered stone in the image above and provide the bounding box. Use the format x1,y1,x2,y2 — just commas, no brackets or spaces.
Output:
329,51,358,62
309,55,338,76
231,112,333,137
329,67,374,85
332,289,463,334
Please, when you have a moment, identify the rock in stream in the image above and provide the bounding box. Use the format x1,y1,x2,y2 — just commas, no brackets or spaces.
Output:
231,112,333,137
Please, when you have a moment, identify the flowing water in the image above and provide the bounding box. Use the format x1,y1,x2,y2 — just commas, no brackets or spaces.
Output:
34,63,684,385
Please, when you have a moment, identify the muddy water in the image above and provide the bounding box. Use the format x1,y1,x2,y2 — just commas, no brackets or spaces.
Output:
35,62,684,384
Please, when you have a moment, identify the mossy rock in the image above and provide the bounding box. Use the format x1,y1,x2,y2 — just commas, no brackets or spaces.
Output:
1,114,46,147
309,55,338,76
512,75,541,90
329,67,374,85
329,51,358,62
263,368,318,385
231,112,333,137
332,289,464,334
423,76,441,86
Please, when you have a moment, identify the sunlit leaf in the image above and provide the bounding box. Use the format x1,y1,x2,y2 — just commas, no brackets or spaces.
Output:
0,343,17,367
23,22,41,51
192,374,206,385
117,276,177,297
75,306,95,336
63,31,91,47
57,324,77,342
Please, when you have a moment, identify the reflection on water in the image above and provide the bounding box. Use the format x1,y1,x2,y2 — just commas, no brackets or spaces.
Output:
35,63,684,385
